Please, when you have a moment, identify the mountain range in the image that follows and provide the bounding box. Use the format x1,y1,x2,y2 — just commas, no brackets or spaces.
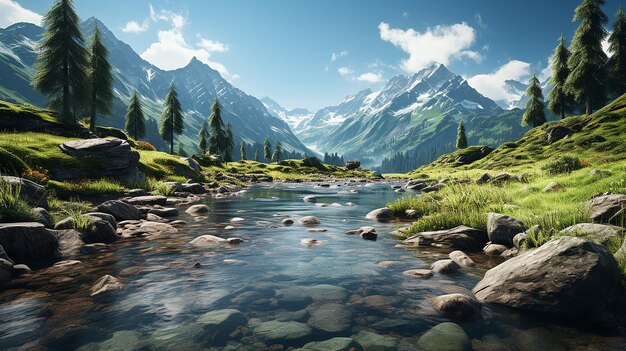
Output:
0,18,309,155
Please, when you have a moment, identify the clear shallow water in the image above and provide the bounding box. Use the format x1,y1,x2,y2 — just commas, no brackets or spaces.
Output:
1,182,625,350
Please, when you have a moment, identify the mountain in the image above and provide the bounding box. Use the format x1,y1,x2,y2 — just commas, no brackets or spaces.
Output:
293,63,528,166
0,18,309,155
503,78,551,110
260,96,314,135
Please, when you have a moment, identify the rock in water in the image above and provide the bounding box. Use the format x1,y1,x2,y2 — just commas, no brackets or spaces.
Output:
299,216,321,226
307,303,352,334
197,309,247,344
0,223,58,265
473,236,626,329
402,226,488,251
431,293,481,322
185,204,211,215
365,208,393,221
431,259,460,274
97,200,141,221
253,320,312,344
302,337,360,351
449,250,475,267
90,275,124,296
189,235,227,248
487,213,526,247
58,138,140,180
0,176,48,208
416,322,470,351
354,330,397,351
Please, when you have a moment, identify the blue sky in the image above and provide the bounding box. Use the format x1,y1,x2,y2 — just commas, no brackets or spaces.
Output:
0,0,622,110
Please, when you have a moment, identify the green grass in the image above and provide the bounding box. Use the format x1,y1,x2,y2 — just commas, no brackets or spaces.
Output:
0,179,35,223
0,100,61,125
48,179,124,197
126,177,176,196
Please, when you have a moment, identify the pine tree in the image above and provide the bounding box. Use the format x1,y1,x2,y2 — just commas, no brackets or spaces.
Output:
159,83,184,154
456,121,468,149
198,120,209,156
208,99,228,155
565,0,608,114
522,75,547,127
87,26,113,132
177,143,187,157
240,140,247,160
33,0,90,125
548,35,572,119
273,141,282,163
124,91,145,140
224,123,234,161
263,138,272,162
254,149,260,162
608,6,626,96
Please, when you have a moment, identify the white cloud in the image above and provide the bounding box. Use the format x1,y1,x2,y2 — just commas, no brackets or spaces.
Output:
357,72,383,83
467,60,531,102
338,67,353,76
121,20,149,33
331,50,349,62
379,22,480,73
197,37,228,52
149,4,185,29
0,0,42,28
474,13,487,29
402,11,409,18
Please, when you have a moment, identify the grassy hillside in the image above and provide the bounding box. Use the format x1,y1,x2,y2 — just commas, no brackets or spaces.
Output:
390,94,626,254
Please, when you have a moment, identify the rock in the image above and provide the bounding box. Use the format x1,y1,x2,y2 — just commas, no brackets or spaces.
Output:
360,230,378,241
484,243,508,256
12,263,31,275
185,204,211,215
301,238,325,247
422,183,444,193
0,258,13,288
476,173,492,184
0,223,57,264
180,183,205,194
546,125,573,144
90,275,123,297
302,337,360,351
58,138,140,180
490,172,516,184
560,223,625,247
543,182,564,192
473,236,626,329
365,208,393,221
416,322,470,351
487,213,526,247
589,169,612,177
198,308,247,344
299,216,321,226
402,269,433,279
227,237,245,245
586,194,626,225
282,218,294,226
230,217,245,223
431,259,460,274
303,195,317,203
354,330,397,351
189,235,227,248
85,219,119,244
404,209,419,219
431,293,481,322
148,207,179,217
120,221,177,238
0,176,48,208
455,146,493,164
147,323,207,351
84,212,117,230
126,195,167,206
449,250,475,267
126,188,147,197
77,330,140,351
33,207,53,228
170,220,187,226
0,245,13,264
181,157,201,173
395,188,405,193
253,320,312,343
513,233,527,249
402,226,488,251
406,182,427,191
54,217,75,230
96,200,141,221
307,303,352,334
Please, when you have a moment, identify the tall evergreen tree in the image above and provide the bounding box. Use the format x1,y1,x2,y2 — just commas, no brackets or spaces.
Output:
456,121,468,149
124,91,145,140
159,83,184,154
263,138,272,162
608,6,626,96
254,149,260,162
87,26,113,132
565,0,608,114
273,141,282,163
240,140,247,161
548,35,572,119
208,99,228,155
198,120,209,155
33,0,90,125
522,75,547,127
224,123,234,161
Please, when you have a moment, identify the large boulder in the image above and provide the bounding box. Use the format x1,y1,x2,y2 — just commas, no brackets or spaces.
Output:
96,200,141,221
402,226,488,251
586,194,626,225
546,125,574,144
0,223,58,265
487,213,526,247
431,293,481,322
559,223,625,247
365,208,393,221
58,138,140,180
473,236,626,329
454,146,493,165
0,258,13,288
0,176,48,208
126,195,167,206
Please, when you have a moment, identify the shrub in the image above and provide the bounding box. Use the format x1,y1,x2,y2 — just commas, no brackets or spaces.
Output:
0,179,35,222
541,155,582,175
21,167,50,185
135,141,157,151
346,160,361,170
